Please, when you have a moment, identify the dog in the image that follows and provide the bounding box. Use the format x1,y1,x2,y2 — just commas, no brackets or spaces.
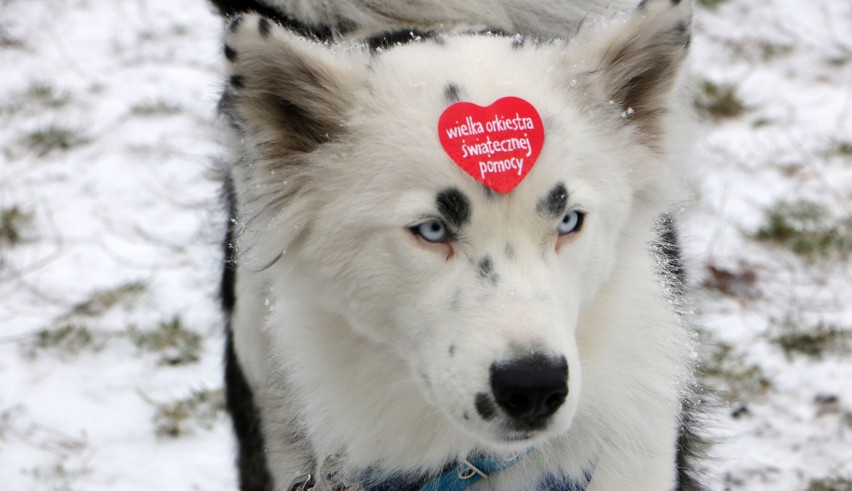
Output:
214,0,705,489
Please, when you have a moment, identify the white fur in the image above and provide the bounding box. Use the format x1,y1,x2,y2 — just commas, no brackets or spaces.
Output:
224,0,696,489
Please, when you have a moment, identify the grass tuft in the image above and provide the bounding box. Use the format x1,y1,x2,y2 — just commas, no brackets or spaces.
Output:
753,201,851,260
825,54,851,67
694,80,748,121
26,282,147,359
1,83,71,115
823,140,852,158
0,206,33,246
66,282,148,318
152,388,225,438
702,263,758,297
771,319,852,360
807,477,852,491
131,100,182,116
700,339,772,406
130,316,202,366
696,0,730,9
25,83,71,108
0,407,15,440
27,324,98,359
21,124,89,156
757,41,794,61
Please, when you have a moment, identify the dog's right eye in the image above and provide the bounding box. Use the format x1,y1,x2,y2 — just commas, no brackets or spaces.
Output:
411,219,449,243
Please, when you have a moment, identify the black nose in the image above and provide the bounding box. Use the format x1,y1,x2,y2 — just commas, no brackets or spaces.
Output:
490,354,568,427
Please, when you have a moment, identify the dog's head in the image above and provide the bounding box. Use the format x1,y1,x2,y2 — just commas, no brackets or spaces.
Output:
223,0,691,452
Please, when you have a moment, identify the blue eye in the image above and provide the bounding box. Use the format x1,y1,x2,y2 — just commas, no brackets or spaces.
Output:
557,210,584,235
412,219,450,243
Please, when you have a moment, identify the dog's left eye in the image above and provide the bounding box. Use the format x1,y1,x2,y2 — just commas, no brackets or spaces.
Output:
411,219,450,243
557,210,585,235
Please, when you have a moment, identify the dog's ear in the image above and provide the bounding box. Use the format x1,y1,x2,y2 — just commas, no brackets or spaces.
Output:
220,15,367,269
571,0,692,149
221,14,367,159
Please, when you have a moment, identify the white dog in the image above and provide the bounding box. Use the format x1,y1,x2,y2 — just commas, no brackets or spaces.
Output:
216,0,703,489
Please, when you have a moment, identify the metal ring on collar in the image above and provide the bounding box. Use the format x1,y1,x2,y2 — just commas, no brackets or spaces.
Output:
459,459,489,480
289,473,316,491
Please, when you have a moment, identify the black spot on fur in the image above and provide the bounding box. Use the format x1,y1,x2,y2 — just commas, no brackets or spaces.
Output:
504,243,514,259
228,15,243,33
444,83,461,103
211,0,348,40
475,392,497,420
230,74,244,88
367,29,436,51
436,188,470,230
258,17,271,38
511,35,525,49
463,412,471,421
731,404,749,419
478,256,493,275
537,182,568,219
451,289,462,311
448,345,456,356
224,44,237,62
477,256,499,286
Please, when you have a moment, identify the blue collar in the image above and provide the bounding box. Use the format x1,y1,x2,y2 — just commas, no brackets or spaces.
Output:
363,452,594,491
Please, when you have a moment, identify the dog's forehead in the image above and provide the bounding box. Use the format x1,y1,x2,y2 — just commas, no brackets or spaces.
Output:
348,36,590,205
364,35,560,109
329,34,630,227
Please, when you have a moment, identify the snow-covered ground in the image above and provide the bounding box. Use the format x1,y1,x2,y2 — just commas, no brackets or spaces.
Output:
0,0,849,489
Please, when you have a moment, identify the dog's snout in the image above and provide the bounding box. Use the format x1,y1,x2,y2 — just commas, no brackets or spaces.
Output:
490,354,568,426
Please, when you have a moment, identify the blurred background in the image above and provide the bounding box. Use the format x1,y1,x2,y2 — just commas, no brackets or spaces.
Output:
0,0,850,489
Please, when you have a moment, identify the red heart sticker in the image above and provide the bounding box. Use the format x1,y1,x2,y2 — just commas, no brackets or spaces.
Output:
438,96,544,194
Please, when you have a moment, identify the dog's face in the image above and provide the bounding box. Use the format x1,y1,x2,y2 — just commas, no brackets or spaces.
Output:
225,0,689,451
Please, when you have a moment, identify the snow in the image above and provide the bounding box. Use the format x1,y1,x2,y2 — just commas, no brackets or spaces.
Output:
1,0,850,489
